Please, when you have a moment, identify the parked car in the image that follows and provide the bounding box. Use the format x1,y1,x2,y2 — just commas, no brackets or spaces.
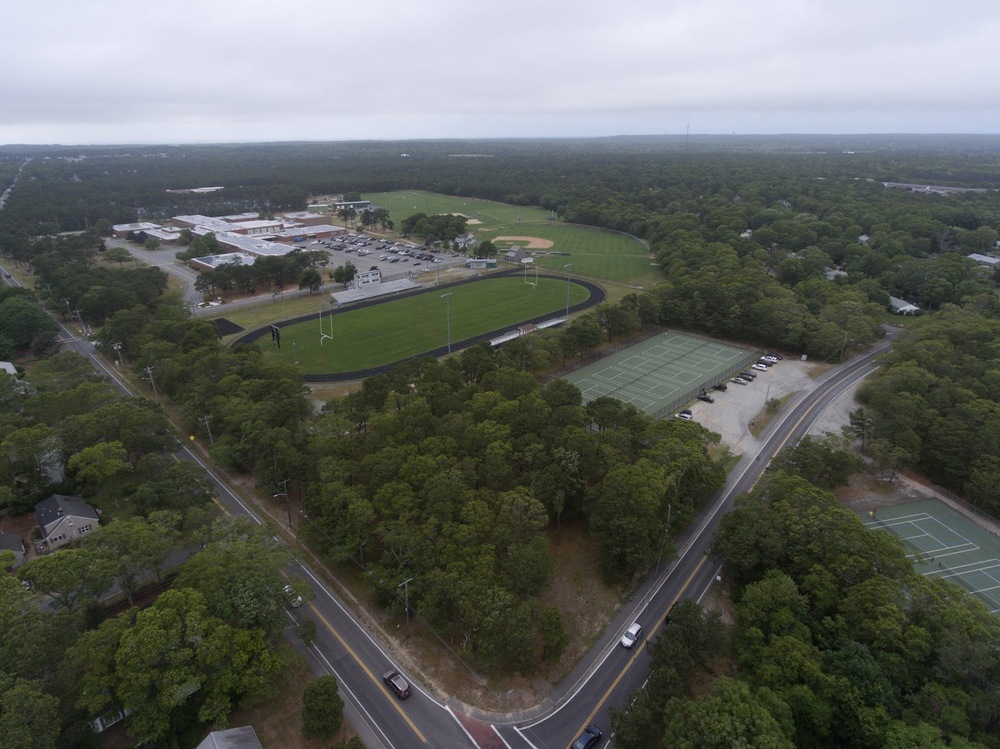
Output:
712,383,728,392
762,355,779,363
765,352,783,360
676,409,693,421
382,669,412,699
751,363,768,371
732,377,749,385
620,622,643,648
739,371,757,380
756,358,773,367
572,725,603,749
697,393,715,403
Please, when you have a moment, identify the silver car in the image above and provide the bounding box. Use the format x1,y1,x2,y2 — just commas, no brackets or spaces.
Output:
620,622,643,648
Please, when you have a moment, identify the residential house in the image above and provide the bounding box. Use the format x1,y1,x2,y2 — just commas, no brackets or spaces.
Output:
196,726,263,749
889,296,920,316
33,494,99,553
0,531,26,568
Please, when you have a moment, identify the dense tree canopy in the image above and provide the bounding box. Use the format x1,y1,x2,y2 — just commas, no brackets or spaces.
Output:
4,135,1000,744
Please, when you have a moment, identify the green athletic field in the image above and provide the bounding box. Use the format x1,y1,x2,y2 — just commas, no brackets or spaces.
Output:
365,191,551,225
364,191,659,286
262,276,591,374
478,222,653,284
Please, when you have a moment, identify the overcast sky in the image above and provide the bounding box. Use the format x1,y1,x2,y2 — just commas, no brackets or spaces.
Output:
3,0,999,145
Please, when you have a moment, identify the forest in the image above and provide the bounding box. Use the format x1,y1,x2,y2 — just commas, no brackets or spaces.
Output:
2,135,1000,746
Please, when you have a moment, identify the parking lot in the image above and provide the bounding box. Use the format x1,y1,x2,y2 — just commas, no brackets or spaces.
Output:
312,233,468,281
687,355,860,458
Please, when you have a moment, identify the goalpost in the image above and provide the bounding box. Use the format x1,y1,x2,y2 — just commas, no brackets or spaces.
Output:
523,262,538,288
319,305,333,345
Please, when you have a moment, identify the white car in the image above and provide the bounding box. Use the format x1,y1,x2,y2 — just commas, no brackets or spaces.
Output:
762,356,779,363
751,363,768,371
676,410,693,421
620,622,642,648
282,584,303,608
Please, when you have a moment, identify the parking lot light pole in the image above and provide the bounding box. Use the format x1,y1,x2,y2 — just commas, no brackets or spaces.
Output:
564,263,573,319
441,292,453,354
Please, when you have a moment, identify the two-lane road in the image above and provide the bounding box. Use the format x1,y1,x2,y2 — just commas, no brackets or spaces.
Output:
494,341,891,749
5,252,891,749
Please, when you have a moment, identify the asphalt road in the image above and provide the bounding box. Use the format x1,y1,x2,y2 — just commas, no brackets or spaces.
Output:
2,258,473,749
492,340,892,749
3,256,893,748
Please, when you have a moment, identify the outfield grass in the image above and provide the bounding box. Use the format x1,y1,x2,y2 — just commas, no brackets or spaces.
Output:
479,222,657,286
365,191,551,225
364,191,660,287
260,276,591,374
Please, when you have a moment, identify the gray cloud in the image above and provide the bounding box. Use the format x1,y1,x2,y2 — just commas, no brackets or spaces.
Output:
2,0,998,143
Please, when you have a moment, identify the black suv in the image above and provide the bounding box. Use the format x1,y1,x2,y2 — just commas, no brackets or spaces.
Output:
712,383,728,392
382,669,411,699
697,393,714,403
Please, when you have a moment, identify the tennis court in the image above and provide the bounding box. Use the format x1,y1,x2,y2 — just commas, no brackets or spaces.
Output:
864,498,1000,614
563,333,755,418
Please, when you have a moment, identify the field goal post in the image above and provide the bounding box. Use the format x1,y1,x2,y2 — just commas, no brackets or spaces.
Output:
523,262,538,288
319,305,333,345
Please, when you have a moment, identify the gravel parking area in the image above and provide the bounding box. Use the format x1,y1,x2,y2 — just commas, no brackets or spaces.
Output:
688,357,860,458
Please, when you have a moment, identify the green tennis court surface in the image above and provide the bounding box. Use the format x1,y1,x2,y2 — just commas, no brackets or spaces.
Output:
563,332,755,418
863,498,1000,615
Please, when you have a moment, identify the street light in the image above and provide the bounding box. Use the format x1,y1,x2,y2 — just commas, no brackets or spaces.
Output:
564,263,573,319
441,292,453,354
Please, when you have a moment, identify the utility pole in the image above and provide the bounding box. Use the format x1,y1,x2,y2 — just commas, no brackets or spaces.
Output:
398,577,414,626
564,263,573,319
273,478,291,529
143,366,158,402
111,342,124,368
441,292,453,354
200,414,214,445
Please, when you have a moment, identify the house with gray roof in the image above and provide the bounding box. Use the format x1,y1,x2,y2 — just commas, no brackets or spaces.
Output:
889,296,920,315
196,726,262,749
0,531,26,569
33,494,99,553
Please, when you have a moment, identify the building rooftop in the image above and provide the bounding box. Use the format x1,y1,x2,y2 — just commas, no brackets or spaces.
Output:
34,494,98,528
195,726,262,749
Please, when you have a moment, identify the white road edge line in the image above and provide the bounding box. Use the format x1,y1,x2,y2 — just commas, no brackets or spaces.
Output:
491,723,516,749
309,632,398,749
447,705,483,748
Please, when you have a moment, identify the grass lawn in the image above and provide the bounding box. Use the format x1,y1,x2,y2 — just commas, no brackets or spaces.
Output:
479,222,657,286
364,191,660,287
365,190,551,225
261,276,591,374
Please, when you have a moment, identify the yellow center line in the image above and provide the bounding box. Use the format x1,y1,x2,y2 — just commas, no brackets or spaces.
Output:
574,554,711,736
308,602,428,744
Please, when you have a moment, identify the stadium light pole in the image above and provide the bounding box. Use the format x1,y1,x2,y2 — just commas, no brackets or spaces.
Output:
564,263,573,319
441,292,453,354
